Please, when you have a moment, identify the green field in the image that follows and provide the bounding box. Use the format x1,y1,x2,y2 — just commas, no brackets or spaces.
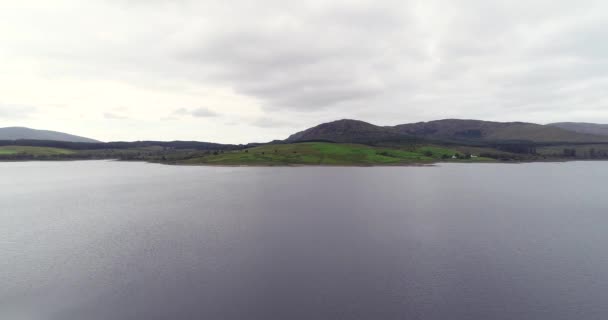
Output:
0,143,495,165
178,142,492,166
0,146,75,156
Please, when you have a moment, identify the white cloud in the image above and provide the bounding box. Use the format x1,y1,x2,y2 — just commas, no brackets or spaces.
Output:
251,117,294,128
104,112,128,120
171,107,219,118
1,0,608,143
0,103,37,119
190,107,219,118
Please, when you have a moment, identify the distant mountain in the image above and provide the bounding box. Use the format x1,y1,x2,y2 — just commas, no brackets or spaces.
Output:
286,119,412,143
287,119,608,144
548,122,608,137
0,127,100,143
395,119,608,143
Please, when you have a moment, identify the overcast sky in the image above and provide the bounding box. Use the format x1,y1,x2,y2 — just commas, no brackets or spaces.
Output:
1,0,607,143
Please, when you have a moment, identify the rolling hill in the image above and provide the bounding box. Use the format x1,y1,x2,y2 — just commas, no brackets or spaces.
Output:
4,118,608,164
394,119,608,143
548,122,608,137
0,127,100,143
286,119,414,143
286,119,608,144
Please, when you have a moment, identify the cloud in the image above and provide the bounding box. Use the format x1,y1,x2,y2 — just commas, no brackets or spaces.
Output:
251,117,293,128
177,3,419,111
161,1,608,120
3,0,608,142
104,112,128,120
0,104,37,119
170,107,219,118
191,107,219,117
172,108,190,116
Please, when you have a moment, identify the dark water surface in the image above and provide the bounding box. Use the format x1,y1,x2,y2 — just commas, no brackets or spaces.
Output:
2,160,608,319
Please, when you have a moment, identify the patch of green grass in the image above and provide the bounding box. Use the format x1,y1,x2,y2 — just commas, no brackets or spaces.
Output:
178,142,490,166
0,146,75,156
415,145,494,162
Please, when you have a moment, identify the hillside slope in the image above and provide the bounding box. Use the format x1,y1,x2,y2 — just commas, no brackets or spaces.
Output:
286,119,413,143
287,119,608,144
0,127,100,143
548,122,608,137
394,119,608,143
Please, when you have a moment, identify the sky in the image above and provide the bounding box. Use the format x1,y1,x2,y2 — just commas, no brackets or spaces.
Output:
1,0,608,143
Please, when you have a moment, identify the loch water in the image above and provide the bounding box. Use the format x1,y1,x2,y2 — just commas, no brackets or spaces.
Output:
1,160,608,319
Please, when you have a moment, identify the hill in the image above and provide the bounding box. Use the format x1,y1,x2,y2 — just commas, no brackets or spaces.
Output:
0,127,100,143
548,122,608,137
4,118,608,165
286,119,608,144
285,119,414,144
394,119,608,143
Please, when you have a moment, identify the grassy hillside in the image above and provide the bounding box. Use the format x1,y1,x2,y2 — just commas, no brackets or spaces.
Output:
286,119,608,145
286,119,413,144
394,119,608,143
177,142,492,166
486,123,608,142
0,146,75,156
548,122,608,137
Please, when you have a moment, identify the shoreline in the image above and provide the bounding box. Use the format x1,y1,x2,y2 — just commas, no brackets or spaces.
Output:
1,158,595,167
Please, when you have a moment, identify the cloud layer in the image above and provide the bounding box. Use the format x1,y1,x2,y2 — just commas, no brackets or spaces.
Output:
1,0,607,142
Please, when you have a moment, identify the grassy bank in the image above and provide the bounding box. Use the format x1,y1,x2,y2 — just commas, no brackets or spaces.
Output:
0,146,75,156
0,142,494,165
177,142,492,166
